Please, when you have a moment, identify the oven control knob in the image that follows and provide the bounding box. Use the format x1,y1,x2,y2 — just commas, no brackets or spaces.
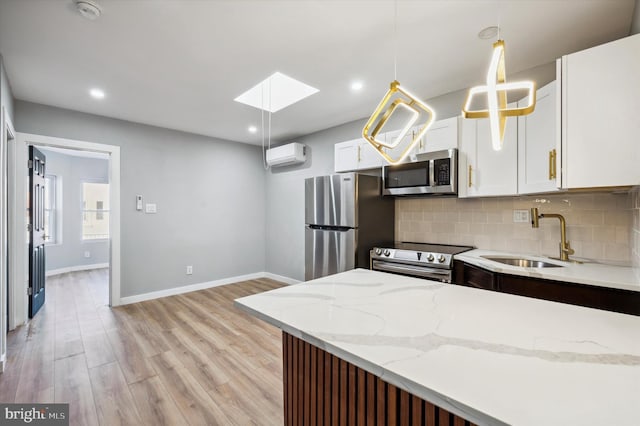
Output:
427,254,434,262
374,248,382,256
438,254,446,263
383,249,391,257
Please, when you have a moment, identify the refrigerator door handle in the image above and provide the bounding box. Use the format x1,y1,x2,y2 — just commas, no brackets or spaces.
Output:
307,224,353,232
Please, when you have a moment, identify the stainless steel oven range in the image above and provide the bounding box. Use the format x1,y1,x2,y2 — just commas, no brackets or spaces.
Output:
370,242,473,282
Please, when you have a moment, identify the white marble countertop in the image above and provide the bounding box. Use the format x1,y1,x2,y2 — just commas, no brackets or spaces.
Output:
235,269,640,426
455,249,640,292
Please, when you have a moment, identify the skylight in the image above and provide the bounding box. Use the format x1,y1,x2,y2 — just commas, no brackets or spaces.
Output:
234,72,319,113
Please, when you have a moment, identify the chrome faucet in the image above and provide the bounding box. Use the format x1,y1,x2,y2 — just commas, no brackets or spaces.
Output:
530,207,575,261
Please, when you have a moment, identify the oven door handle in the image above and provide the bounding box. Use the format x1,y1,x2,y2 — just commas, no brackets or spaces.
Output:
372,260,451,279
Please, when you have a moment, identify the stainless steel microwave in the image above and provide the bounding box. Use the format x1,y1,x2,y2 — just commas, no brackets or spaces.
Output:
382,148,458,196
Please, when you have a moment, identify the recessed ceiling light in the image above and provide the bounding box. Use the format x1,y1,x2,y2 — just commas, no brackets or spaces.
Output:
89,88,105,99
248,125,257,133
234,72,319,113
478,26,500,40
350,81,364,91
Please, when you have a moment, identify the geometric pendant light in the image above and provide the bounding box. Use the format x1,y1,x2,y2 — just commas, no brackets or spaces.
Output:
362,80,436,164
362,0,437,165
462,39,536,151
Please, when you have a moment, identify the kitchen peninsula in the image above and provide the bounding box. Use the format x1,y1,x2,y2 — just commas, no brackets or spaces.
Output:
236,269,640,426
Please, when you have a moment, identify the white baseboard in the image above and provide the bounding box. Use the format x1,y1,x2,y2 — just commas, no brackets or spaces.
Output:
263,272,300,285
119,271,300,305
46,263,109,277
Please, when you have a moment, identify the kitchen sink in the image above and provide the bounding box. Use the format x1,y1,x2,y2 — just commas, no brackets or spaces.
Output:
481,256,564,268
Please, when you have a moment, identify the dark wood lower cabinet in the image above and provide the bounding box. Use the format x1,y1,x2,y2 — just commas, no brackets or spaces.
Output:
282,332,477,426
498,273,640,316
453,261,497,291
453,260,640,316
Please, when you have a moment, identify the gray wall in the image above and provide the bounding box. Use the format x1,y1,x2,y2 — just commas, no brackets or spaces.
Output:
1,54,14,122
16,101,266,297
265,120,363,280
264,63,556,281
632,0,640,34
39,149,110,272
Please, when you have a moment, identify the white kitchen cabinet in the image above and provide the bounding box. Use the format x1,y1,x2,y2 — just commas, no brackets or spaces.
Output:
358,139,384,169
374,129,415,164
334,140,358,172
517,81,560,194
414,116,459,155
335,117,460,173
334,138,383,172
559,33,640,189
459,106,518,198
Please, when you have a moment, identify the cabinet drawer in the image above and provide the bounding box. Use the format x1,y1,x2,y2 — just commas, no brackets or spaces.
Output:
454,261,640,316
498,274,640,316
461,263,497,291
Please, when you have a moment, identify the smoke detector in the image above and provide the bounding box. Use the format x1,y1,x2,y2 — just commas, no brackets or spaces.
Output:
75,0,102,21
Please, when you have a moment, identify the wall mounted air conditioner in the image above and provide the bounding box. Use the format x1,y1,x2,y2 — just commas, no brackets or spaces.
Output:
266,143,306,167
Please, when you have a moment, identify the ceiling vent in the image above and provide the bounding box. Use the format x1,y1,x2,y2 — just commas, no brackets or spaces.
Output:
75,0,102,21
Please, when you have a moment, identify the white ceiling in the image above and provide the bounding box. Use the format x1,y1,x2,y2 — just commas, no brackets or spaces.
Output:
0,0,635,145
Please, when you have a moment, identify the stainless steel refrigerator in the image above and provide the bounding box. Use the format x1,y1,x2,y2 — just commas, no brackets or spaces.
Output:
305,173,394,280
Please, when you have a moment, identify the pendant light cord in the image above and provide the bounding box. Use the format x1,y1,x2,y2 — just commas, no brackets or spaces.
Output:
497,5,502,41
261,81,272,170
393,0,398,81
261,108,267,169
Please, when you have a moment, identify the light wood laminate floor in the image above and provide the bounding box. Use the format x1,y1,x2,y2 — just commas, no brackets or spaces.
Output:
0,269,285,425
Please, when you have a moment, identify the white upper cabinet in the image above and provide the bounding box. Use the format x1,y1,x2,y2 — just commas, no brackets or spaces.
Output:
335,116,460,173
334,140,359,172
374,129,410,165
414,116,459,154
559,33,640,189
334,139,383,172
358,139,385,169
517,81,560,194
459,107,518,198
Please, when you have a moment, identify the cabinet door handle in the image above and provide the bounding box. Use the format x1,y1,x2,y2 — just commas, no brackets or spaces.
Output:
548,149,557,180
468,165,473,188
357,145,361,162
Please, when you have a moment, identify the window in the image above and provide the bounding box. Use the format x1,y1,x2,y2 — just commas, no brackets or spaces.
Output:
82,182,109,240
44,174,59,244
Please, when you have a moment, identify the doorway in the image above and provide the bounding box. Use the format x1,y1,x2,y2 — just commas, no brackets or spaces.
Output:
35,145,112,315
8,132,121,332
1,106,15,371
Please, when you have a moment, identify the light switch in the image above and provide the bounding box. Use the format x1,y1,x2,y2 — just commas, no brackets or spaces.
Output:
145,203,157,214
136,195,143,211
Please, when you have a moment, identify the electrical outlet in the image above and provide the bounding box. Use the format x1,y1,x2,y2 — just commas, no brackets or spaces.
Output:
186,265,193,275
513,209,530,223
84,251,91,258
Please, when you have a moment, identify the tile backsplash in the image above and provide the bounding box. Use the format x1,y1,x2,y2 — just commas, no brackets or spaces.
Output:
632,187,640,268
396,191,632,265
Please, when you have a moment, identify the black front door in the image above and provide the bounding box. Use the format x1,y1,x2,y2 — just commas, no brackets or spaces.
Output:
29,146,46,318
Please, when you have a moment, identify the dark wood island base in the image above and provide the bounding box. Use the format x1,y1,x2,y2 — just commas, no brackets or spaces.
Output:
282,332,477,426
